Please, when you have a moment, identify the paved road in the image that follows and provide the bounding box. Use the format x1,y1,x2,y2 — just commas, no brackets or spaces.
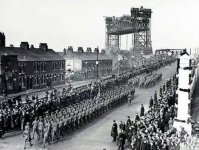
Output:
1,63,176,150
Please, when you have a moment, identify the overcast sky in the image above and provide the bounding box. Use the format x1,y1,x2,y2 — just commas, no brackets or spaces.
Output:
0,0,199,52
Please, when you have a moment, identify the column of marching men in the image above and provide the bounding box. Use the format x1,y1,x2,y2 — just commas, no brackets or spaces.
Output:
0,58,175,149
25,79,135,149
111,75,199,150
0,73,135,149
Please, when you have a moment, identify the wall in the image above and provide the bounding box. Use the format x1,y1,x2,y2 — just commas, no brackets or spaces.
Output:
65,59,74,71
73,59,82,71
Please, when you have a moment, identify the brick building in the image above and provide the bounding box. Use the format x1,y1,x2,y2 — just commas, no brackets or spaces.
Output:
0,32,65,94
58,46,112,80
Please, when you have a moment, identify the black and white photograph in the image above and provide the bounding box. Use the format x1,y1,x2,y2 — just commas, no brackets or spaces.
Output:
0,0,199,149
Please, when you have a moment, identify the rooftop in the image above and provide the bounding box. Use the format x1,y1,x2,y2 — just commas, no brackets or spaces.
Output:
65,52,112,61
0,45,64,62
58,51,112,61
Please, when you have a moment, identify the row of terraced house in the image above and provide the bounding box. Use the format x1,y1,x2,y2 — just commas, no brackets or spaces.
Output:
0,32,113,95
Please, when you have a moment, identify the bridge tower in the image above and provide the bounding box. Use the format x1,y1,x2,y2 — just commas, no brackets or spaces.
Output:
131,6,152,56
105,6,152,56
105,17,120,51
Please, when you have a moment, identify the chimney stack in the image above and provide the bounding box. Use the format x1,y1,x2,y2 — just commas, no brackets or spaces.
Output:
39,43,48,51
20,42,29,50
94,47,99,53
0,32,6,47
30,44,34,49
101,49,105,54
67,46,73,53
86,47,92,53
78,47,84,53
63,48,67,55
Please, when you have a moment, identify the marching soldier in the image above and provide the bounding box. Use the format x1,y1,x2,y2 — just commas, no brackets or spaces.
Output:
23,122,32,149
32,117,38,139
43,125,50,147
74,109,79,129
70,111,75,130
128,92,132,106
51,118,57,141
58,118,64,138
38,117,44,140
63,114,69,132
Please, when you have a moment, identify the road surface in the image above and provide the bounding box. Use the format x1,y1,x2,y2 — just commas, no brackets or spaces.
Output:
0,63,176,150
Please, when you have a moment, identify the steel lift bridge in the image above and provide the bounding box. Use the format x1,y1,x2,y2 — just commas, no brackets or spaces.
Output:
105,6,153,57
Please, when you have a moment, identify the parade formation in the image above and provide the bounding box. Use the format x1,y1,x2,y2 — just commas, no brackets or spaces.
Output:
0,1,199,150
0,59,175,149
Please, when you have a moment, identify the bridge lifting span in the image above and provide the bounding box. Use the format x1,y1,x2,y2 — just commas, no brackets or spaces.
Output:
105,6,152,56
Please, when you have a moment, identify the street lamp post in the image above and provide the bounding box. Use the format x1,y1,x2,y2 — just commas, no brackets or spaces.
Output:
96,48,99,81
85,61,88,79
118,57,121,76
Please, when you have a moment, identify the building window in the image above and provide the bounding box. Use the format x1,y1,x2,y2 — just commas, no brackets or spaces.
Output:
60,61,64,70
53,62,57,71
52,62,54,70
41,62,46,72
44,63,46,71
34,62,40,72
37,62,40,72
41,63,44,72
19,76,25,87
19,63,26,73
41,75,43,84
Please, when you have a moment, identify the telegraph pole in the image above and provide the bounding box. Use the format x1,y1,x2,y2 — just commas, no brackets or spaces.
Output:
96,47,99,81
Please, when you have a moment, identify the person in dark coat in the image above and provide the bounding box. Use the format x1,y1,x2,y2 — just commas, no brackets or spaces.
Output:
118,129,126,150
135,134,142,150
163,84,166,92
140,135,150,150
126,116,131,128
158,118,165,133
135,113,140,122
140,104,145,117
159,86,163,98
122,122,126,132
149,97,153,108
154,91,158,108
111,120,118,142
119,121,124,130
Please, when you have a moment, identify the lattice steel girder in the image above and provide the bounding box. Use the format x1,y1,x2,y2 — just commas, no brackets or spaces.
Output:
106,34,120,50
105,6,152,55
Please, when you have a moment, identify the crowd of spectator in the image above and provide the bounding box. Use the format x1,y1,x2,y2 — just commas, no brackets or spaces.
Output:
111,74,199,150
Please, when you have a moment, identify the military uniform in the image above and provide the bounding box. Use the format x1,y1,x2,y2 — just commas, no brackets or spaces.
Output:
23,123,32,149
